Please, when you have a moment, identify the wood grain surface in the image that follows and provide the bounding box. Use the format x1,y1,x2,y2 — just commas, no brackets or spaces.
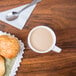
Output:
0,0,76,76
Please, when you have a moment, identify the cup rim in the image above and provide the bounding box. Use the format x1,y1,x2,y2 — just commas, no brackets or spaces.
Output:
28,26,56,53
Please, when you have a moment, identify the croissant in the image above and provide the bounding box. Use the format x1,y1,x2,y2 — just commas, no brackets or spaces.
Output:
0,56,5,76
0,35,20,59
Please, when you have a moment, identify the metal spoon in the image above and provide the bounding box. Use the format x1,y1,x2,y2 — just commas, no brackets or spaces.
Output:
6,0,41,21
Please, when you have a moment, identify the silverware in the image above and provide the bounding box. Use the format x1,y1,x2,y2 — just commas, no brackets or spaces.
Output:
6,0,42,21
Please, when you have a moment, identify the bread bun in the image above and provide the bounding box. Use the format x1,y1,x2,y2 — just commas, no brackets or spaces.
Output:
0,56,5,76
0,35,20,59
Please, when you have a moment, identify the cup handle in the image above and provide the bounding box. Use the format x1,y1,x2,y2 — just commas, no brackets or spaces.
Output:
52,45,62,53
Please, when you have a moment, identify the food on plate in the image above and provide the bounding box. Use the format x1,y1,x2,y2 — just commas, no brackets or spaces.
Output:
0,56,5,76
0,35,20,59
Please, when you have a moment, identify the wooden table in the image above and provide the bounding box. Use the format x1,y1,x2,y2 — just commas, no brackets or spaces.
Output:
0,0,76,76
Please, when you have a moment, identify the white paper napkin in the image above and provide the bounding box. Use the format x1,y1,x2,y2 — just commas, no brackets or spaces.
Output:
0,4,36,29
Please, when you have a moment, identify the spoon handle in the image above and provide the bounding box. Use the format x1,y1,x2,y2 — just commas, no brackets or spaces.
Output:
18,0,41,14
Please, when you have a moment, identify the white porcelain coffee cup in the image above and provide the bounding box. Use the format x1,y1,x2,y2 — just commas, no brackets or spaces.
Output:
28,26,62,53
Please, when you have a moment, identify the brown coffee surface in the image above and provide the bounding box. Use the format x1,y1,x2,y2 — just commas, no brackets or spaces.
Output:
30,28,53,51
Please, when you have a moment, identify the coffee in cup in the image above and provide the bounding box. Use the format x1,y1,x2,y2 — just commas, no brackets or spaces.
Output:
28,26,62,53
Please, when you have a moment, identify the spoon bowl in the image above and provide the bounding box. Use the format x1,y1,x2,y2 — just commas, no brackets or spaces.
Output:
6,12,19,21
